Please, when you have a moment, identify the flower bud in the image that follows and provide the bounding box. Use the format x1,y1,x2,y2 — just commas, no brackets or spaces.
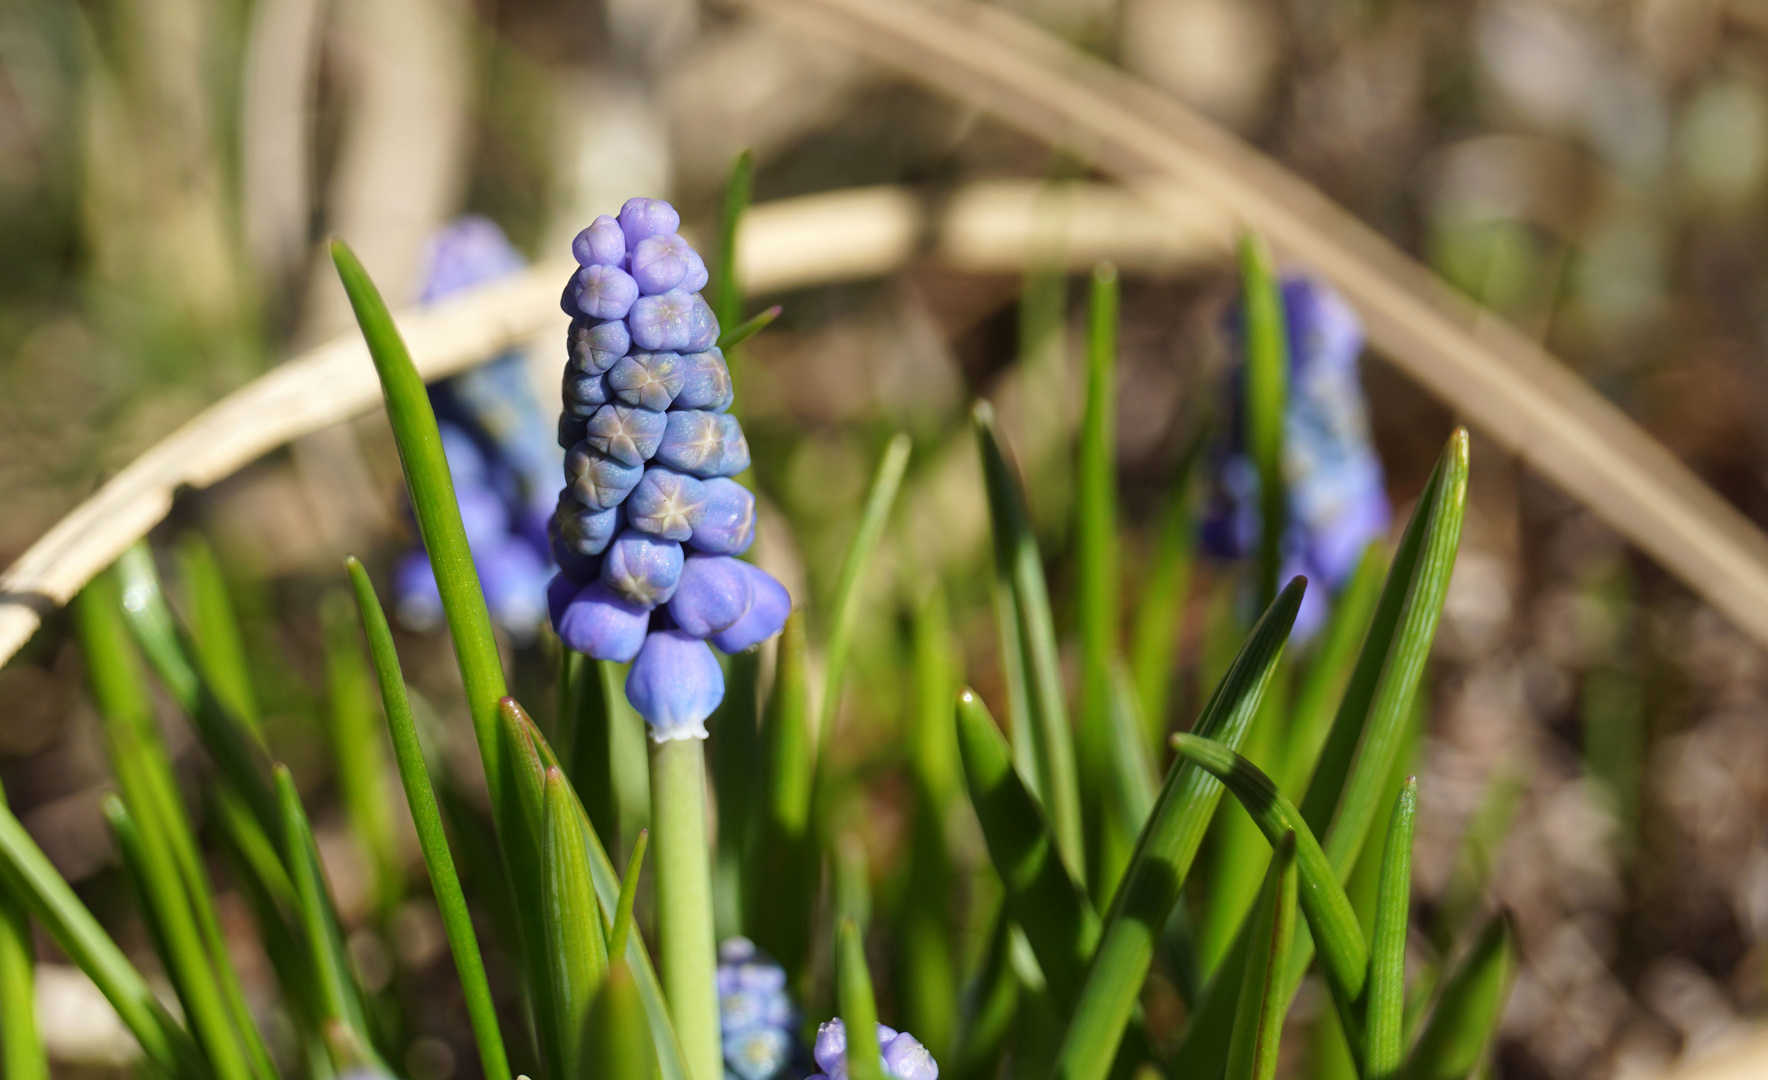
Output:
554,493,621,557
574,263,639,321
626,629,723,739
668,555,754,638
565,444,643,510
674,348,734,412
601,530,684,606
608,351,686,411
689,477,756,555
629,290,719,353
631,233,709,296
655,411,749,478
572,214,626,268
558,412,587,450
568,317,631,375
709,562,788,653
554,579,650,661
626,466,707,541
562,370,612,417
617,197,682,249
810,1020,938,1080
584,404,667,466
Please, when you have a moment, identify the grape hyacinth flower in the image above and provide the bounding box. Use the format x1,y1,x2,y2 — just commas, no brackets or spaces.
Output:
718,938,801,1080
1203,274,1391,636
550,198,789,739
394,216,561,640
808,1019,937,1080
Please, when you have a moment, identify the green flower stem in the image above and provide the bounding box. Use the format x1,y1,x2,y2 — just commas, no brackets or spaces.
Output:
650,737,722,1080
345,557,511,1080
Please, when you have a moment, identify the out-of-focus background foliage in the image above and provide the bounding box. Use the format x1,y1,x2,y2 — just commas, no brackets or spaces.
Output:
9,0,1768,1077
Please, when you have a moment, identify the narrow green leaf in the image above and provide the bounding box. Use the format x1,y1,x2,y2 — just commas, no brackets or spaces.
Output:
650,737,722,1080
816,433,912,807
609,829,649,960
975,402,1084,881
275,765,375,1059
903,589,959,1058
1051,577,1303,1080
947,907,1018,1080
835,833,872,934
1402,918,1513,1080
713,647,762,939
344,556,512,1080
176,532,261,734
717,305,781,352
1077,262,1121,904
499,699,568,1078
546,766,611,1078
713,149,754,335
581,963,658,1080
0,799,196,1078
321,590,399,916
1170,734,1367,1054
954,689,1098,1006
838,917,884,1080
753,609,814,978
331,239,510,819
1431,765,1526,958
0,781,44,1080
491,694,690,1080
1368,780,1419,1080
1224,833,1297,1080
1300,430,1469,875
1239,234,1288,611
81,570,276,1080
102,793,252,1080
1279,543,1384,798
111,544,277,835
1128,455,1199,752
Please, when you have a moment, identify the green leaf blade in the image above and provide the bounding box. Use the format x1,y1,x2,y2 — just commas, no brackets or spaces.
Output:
1402,917,1513,1080
1367,780,1419,1080
545,766,611,1078
1170,733,1368,1055
1224,832,1298,1080
1051,576,1303,1080
837,917,884,1080
954,688,1099,1005
344,557,512,1080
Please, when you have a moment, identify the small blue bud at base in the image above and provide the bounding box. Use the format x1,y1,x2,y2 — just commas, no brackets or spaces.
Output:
627,629,725,740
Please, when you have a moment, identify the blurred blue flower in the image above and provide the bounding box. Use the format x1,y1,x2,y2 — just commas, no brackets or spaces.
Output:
550,198,790,738
718,937,800,1080
809,1019,937,1080
1204,274,1391,636
394,216,560,641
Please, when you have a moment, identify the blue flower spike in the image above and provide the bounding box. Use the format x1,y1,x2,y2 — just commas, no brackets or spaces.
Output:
394,216,560,641
551,197,789,738
809,1019,938,1080
718,937,800,1080
1205,273,1392,637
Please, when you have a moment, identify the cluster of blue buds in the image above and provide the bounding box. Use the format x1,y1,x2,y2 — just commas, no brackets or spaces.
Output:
718,938,801,1080
1203,274,1392,636
547,198,789,739
808,1019,937,1080
396,217,558,640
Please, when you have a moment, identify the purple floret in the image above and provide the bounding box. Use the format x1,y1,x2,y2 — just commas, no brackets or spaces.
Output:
573,214,626,268
575,264,640,321
629,290,719,353
626,629,724,739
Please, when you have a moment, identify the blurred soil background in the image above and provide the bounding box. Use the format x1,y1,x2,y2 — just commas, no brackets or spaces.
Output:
9,0,1768,1077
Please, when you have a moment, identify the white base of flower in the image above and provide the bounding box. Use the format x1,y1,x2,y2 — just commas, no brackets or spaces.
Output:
647,721,710,743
